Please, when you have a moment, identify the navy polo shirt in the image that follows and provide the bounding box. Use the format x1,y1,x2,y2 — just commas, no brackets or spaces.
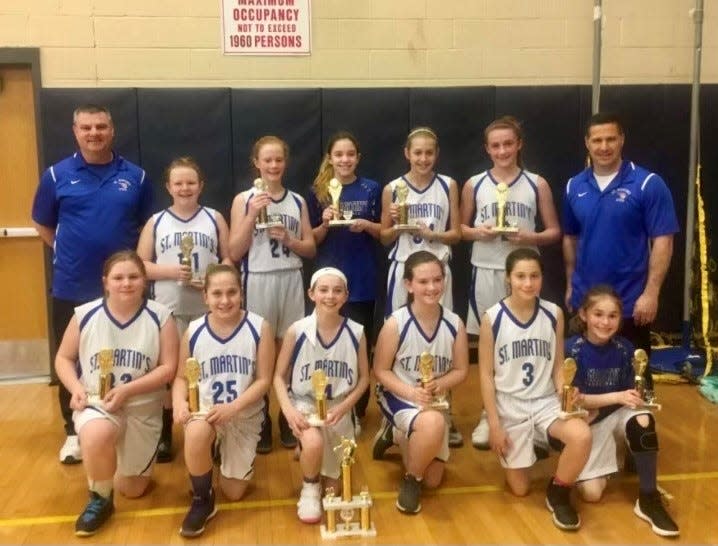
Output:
307,176,381,302
562,161,679,316
32,152,154,301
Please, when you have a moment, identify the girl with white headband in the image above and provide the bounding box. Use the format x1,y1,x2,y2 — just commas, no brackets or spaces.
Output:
273,267,370,524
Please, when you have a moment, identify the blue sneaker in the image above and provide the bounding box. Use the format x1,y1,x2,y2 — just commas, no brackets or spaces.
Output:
75,491,114,537
180,489,217,537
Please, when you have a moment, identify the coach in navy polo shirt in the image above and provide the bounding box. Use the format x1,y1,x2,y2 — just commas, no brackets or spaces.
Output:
562,112,679,357
32,104,153,464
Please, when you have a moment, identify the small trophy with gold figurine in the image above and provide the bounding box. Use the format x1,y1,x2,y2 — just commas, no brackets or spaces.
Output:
88,348,113,407
558,357,588,420
306,369,328,427
320,436,376,539
178,232,194,286
185,357,207,416
393,179,419,232
632,349,662,410
253,178,283,230
327,178,355,227
418,351,449,410
491,182,519,233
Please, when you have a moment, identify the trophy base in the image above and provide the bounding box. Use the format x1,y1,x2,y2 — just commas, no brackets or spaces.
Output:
321,494,376,539
320,522,376,539
558,408,589,420
328,219,355,228
394,223,421,232
491,225,519,233
189,411,209,419
430,400,450,411
86,395,104,408
306,414,325,427
636,402,662,411
255,221,284,230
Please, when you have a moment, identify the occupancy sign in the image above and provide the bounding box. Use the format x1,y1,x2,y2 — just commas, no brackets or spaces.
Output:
222,0,311,55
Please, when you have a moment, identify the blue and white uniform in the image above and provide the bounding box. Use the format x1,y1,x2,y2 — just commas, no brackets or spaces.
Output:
73,297,170,476
466,170,539,334
386,175,454,315
286,313,364,479
562,160,679,317
187,311,266,480
376,305,461,462
238,186,306,337
31,152,153,302
566,334,649,481
307,177,381,304
486,297,561,468
150,207,220,327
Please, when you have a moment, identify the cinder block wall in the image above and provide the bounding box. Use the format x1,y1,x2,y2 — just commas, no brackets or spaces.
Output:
1,0,714,87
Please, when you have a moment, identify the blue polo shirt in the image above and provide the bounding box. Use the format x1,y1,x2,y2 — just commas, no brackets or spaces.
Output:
32,152,154,301
562,160,679,316
307,176,381,302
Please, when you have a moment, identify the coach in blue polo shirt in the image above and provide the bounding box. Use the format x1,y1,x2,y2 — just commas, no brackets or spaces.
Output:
562,111,679,356
32,104,154,465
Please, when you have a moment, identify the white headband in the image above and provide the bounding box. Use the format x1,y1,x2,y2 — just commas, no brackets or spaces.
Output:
310,267,348,289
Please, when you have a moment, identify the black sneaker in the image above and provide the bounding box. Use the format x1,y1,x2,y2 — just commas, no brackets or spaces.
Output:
157,438,172,463
180,490,218,537
75,491,114,537
279,412,297,449
257,416,272,454
545,480,580,531
372,417,394,460
396,474,422,514
634,491,679,537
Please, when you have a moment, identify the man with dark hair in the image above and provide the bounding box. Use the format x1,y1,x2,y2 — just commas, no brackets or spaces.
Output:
32,104,154,464
562,112,678,354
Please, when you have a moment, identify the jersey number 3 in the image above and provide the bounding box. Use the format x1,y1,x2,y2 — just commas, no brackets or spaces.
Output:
521,362,534,386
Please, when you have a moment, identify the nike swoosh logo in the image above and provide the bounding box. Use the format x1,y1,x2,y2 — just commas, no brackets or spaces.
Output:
70,179,81,185
578,192,588,197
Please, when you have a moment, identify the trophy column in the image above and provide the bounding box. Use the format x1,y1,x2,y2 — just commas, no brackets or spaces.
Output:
558,357,588,420
418,352,449,410
632,349,662,410
393,179,419,232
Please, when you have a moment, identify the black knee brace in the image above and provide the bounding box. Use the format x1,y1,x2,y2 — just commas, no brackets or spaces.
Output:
625,414,658,452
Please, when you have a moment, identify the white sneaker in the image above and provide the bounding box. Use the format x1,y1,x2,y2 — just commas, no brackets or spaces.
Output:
297,481,322,524
471,411,490,450
59,435,82,464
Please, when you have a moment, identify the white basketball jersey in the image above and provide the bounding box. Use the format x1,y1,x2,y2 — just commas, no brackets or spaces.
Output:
187,311,265,417
388,174,452,263
241,187,303,273
486,298,558,397
390,305,460,391
76,297,170,406
151,207,220,316
468,170,539,268
288,314,364,405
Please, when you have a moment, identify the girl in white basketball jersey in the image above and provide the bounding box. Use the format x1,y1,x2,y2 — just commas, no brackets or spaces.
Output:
273,267,370,524
380,127,461,317
373,251,469,515
55,251,179,537
137,157,232,462
478,248,590,531
229,136,316,453
462,117,560,451
172,264,274,538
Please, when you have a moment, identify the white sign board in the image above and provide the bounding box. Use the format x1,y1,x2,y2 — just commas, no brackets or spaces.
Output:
221,0,311,55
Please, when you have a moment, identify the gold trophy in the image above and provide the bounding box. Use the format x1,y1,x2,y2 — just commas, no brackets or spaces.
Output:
185,357,206,416
632,349,662,410
418,352,449,410
492,182,518,233
393,179,419,232
253,178,282,229
307,369,328,427
178,232,194,286
327,178,354,227
558,357,588,419
321,437,376,539
89,348,113,406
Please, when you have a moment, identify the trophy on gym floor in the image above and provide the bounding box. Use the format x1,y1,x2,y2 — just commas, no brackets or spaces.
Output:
327,178,355,227
307,369,328,427
185,357,206,416
632,349,662,410
418,352,449,410
558,357,588,419
178,232,194,285
321,436,376,539
492,182,519,233
88,348,113,407
254,178,283,229
393,179,419,232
